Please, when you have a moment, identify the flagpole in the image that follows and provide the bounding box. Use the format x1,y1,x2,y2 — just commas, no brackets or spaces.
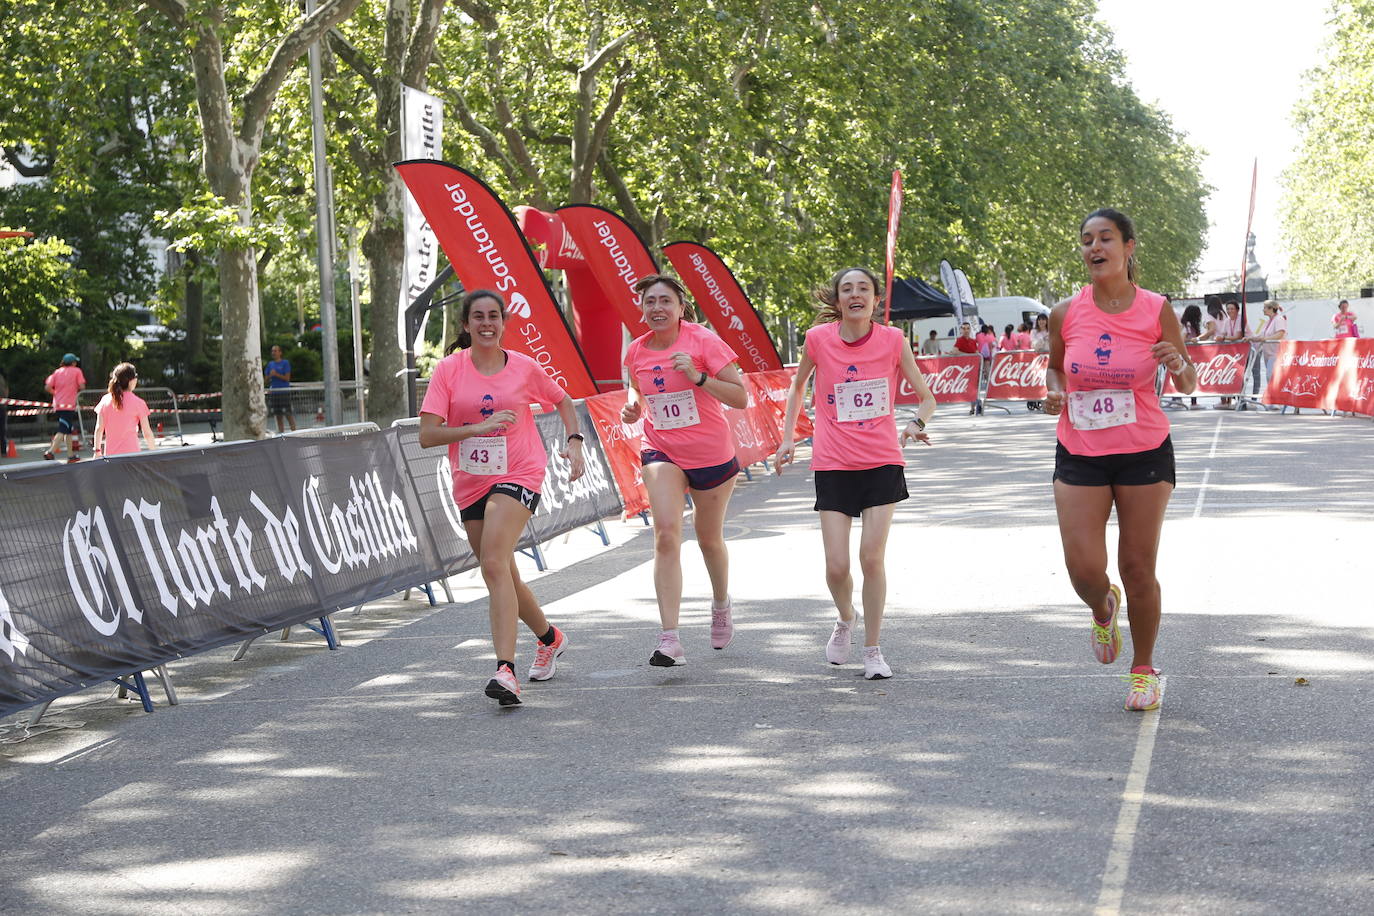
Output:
1239,158,1258,326
884,170,902,324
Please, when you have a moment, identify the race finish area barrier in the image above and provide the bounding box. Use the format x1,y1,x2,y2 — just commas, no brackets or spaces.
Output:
1264,338,1374,415
897,354,980,409
76,386,187,447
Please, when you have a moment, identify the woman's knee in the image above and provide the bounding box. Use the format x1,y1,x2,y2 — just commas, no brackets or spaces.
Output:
1118,554,1158,593
858,550,885,580
479,551,512,582
653,523,683,555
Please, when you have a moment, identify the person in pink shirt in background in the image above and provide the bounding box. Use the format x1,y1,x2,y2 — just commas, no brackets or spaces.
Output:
419,289,585,707
776,267,936,680
621,273,748,668
43,353,86,462
93,363,156,456
1044,208,1196,712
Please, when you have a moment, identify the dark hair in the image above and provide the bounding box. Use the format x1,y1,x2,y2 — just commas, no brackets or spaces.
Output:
108,362,137,409
1004,324,1015,336
1206,302,1224,319
1035,313,1049,328
448,289,506,354
1181,304,1202,336
812,267,884,325
1339,299,1350,309
1080,207,1138,283
633,273,698,322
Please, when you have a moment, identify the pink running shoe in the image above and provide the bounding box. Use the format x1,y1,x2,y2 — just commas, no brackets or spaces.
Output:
710,598,734,650
826,618,853,665
1124,665,1162,711
863,645,892,680
1092,584,1123,665
649,631,686,667
528,626,567,682
484,667,522,706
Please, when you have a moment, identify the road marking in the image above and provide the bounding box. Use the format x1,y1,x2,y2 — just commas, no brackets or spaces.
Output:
1192,415,1225,518
1094,677,1166,916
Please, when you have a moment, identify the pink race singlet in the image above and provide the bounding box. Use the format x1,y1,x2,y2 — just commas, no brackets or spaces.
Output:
95,392,149,455
623,321,738,469
1057,285,1170,457
805,322,906,471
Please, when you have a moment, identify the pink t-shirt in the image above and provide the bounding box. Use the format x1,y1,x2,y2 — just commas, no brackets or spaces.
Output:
805,322,905,471
96,392,149,455
1015,331,1033,349
1057,285,1171,457
420,349,567,510
1334,311,1358,338
46,366,86,409
976,332,997,358
624,321,738,469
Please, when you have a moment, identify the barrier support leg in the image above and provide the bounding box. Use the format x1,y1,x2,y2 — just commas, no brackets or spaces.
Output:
26,700,53,727
586,519,610,547
153,665,178,706
110,672,154,713
421,583,437,606
638,510,650,526
232,636,259,661
299,615,339,650
743,466,753,482
439,578,455,603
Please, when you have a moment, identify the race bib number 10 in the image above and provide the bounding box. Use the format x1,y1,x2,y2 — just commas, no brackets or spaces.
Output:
647,389,701,431
834,378,890,423
1068,389,1136,431
460,436,508,475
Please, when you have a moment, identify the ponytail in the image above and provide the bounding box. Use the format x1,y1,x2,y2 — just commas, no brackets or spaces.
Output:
107,363,137,409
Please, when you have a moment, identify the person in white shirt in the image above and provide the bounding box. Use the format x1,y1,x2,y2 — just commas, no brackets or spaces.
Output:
1247,300,1288,392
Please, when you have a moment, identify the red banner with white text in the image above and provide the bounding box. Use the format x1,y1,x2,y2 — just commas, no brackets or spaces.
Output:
749,368,814,440
1263,340,1344,411
582,390,649,518
663,242,784,373
394,160,599,398
1162,343,1249,397
898,354,980,404
985,351,1048,400
1336,339,1374,416
557,205,654,337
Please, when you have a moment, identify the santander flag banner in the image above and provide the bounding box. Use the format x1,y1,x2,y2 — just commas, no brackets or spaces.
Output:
1264,340,1345,411
582,390,649,518
1336,339,1374,416
897,354,980,405
556,205,652,336
663,242,783,373
394,160,599,398
1162,343,1248,397
398,86,443,353
986,351,1048,400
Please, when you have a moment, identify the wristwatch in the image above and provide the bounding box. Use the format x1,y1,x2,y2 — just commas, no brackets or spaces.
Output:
695,371,709,387
914,417,926,431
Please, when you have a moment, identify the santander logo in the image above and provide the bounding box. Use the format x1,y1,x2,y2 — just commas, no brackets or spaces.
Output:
728,315,744,332
508,292,532,319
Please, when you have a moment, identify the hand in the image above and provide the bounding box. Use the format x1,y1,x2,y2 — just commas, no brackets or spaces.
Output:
560,440,586,481
1044,389,1066,416
621,399,642,424
670,351,698,378
1150,341,1187,374
477,409,517,434
773,441,795,475
900,422,931,447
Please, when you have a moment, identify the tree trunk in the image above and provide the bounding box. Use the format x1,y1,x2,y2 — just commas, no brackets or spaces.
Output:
185,249,205,363
363,183,407,424
218,242,266,438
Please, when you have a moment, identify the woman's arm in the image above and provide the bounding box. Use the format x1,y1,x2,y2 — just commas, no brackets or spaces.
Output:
620,377,644,423
1152,304,1197,395
1043,301,1072,417
773,350,816,474
138,413,157,451
896,345,935,446
417,409,513,448
93,413,106,456
554,396,585,481
670,352,748,409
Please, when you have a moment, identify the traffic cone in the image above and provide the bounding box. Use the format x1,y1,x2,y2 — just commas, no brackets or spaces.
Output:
5,440,16,458
71,434,81,453
156,421,164,440
315,404,325,426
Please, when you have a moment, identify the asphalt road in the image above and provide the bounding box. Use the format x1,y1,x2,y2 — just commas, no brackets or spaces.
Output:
3,406,1371,915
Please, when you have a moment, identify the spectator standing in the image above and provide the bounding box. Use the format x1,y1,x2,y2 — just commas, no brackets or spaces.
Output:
953,321,978,355
1332,300,1360,339
264,344,297,433
1214,301,1244,407
43,353,85,462
1179,304,1203,409
999,324,1019,351
920,329,942,356
1248,300,1288,393
1028,313,1051,411
93,363,156,456
1015,322,1033,350
1197,302,1224,342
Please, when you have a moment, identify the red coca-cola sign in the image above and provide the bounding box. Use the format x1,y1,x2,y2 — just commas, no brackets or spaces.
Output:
897,354,980,404
986,352,1048,399
1162,343,1248,397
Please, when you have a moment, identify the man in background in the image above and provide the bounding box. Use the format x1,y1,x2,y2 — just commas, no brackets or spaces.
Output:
264,344,297,433
920,329,942,356
43,353,85,462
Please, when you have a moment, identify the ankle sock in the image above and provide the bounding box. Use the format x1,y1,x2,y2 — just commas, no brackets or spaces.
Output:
496,660,515,674
537,626,558,646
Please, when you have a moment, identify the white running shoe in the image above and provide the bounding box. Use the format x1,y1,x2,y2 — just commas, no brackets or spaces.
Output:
863,646,892,680
826,618,854,665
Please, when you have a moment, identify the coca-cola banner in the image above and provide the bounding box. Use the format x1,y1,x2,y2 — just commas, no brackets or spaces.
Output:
1162,343,1249,397
985,351,1048,400
0,430,450,716
898,354,980,405
1264,340,1345,411
663,242,784,373
1336,339,1374,416
557,205,653,337
394,160,600,398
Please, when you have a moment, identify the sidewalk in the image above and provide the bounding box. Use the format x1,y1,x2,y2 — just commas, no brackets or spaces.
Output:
2,410,1371,914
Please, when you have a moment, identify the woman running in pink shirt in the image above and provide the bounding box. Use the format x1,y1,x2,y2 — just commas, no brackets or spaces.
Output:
621,274,748,667
1043,208,1196,711
775,267,936,679
419,289,586,707
93,363,156,456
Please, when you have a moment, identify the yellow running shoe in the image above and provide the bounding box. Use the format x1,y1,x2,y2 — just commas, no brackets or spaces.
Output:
1092,583,1123,664
1124,665,1162,711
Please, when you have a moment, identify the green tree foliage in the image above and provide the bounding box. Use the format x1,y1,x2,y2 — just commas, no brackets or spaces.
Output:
0,235,77,348
1280,0,1374,289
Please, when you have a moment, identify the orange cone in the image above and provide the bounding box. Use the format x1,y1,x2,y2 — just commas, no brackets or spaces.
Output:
71,434,81,452
315,405,325,426
5,440,16,458
156,421,164,439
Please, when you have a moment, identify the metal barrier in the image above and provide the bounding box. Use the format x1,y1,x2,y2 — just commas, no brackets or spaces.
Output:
75,386,185,448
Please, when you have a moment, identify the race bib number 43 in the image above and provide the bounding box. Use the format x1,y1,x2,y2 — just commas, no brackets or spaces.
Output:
460,435,508,475
1068,389,1136,431
834,378,890,422
647,389,701,431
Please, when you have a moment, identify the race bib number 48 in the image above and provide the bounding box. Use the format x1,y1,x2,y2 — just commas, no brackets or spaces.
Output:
460,435,508,475
834,378,890,422
647,389,701,431
1068,389,1136,431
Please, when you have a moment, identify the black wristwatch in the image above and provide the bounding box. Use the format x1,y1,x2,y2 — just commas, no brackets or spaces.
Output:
913,417,926,431
695,371,709,387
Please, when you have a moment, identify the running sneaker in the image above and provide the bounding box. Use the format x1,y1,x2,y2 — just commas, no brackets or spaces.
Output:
528,626,567,682
43,451,55,461
484,667,522,706
710,598,734,650
1123,666,1162,711
1092,583,1123,665
649,631,686,667
67,456,80,464
863,645,892,680
826,618,854,665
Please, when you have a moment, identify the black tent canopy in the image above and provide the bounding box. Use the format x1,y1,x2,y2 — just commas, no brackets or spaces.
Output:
887,275,958,320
